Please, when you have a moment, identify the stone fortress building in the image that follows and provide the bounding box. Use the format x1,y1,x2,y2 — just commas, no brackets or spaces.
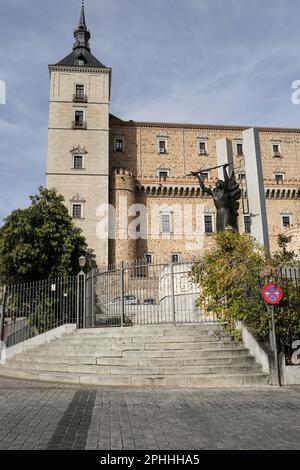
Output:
47,3,300,267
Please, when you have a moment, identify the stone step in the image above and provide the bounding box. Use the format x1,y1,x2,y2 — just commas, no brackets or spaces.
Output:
32,340,243,354
9,353,254,367
74,324,222,336
123,347,249,358
0,367,269,388
51,334,234,345
4,361,262,376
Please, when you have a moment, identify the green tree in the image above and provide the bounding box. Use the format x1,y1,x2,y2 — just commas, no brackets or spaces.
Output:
190,229,300,359
190,229,270,339
0,187,96,283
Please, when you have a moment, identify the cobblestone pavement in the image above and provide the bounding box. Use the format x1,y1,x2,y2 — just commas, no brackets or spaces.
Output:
0,377,300,450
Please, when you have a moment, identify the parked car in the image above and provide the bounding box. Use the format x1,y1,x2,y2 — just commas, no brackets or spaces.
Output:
108,295,139,305
143,298,156,305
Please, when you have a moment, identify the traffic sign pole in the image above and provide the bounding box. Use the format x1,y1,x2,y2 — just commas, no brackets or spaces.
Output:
269,305,281,387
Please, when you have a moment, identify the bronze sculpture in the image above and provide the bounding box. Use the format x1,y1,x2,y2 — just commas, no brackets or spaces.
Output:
189,164,241,232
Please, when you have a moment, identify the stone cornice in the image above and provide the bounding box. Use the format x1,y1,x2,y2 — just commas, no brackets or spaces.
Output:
110,117,300,134
48,64,112,75
134,179,300,199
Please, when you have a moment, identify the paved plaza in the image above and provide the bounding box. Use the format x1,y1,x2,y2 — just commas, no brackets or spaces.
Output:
0,377,300,450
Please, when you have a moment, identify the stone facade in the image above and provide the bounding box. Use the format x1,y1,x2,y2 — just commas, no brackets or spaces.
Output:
46,8,300,267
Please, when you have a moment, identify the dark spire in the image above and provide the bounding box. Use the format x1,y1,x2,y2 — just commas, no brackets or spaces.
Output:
79,1,86,26
54,1,108,69
73,1,91,59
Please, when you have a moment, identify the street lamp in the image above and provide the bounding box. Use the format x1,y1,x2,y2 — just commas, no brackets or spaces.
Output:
79,255,86,272
77,256,87,328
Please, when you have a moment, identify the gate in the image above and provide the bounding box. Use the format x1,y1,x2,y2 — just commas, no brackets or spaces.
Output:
85,259,216,327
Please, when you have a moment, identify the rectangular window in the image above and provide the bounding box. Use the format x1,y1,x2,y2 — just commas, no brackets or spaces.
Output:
73,155,83,169
76,85,84,99
273,144,281,156
115,138,124,152
237,143,243,156
72,204,82,219
159,140,167,154
200,172,209,182
161,213,171,233
275,174,284,184
75,110,84,125
244,215,251,234
199,141,207,155
159,171,169,181
171,254,180,263
239,172,246,181
144,253,153,264
282,216,291,228
204,215,213,233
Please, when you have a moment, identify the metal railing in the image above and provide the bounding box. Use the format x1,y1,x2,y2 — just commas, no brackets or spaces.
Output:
86,258,216,328
72,121,87,130
73,94,88,103
0,276,84,348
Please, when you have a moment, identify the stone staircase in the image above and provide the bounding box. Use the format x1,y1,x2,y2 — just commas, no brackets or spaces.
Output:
0,324,270,387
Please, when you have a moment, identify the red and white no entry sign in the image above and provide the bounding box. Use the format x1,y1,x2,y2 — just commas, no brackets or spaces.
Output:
262,283,283,305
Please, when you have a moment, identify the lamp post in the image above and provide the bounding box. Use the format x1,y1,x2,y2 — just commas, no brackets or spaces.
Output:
77,256,86,328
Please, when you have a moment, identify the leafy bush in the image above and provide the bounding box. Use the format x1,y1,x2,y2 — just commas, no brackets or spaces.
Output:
190,229,300,358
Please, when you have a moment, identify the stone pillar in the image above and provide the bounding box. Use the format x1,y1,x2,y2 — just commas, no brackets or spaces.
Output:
110,169,137,266
243,128,270,252
216,138,234,179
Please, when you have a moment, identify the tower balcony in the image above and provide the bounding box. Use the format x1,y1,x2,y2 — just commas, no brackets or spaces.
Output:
72,121,87,130
73,94,88,103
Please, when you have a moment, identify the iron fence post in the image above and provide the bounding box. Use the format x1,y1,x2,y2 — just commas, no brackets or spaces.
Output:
120,261,125,328
76,271,86,328
83,271,86,328
170,258,176,324
91,269,95,327
0,285,7,343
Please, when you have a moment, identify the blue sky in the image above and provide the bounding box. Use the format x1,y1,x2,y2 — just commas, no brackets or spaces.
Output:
1,0,300,223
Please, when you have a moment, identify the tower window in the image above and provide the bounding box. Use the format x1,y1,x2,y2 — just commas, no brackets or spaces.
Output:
75,110,83,124
161,212,171,233
72,204,82,219
171,253,180,263
76,85,84,99
159,170,169,181
199,141,208,155
237,143,243,156
144,253,153,264
73,155,83,169
158,140,167,154
204,215,213,233
238,172,246,181
282,216,291,229
200,172,209,182
197,138,208,155
273,144,281,157
115,138,124,152
74,85,87,102
275,173,284,184
244,215,251,234
73,110,86,129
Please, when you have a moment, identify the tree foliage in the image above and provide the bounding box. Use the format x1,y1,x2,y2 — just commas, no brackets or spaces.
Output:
0,187,96,283
190,229,300,358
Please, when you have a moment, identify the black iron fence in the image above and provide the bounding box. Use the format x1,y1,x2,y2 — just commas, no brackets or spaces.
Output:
86,259,216,327
0,262,299,362
0,276,84,348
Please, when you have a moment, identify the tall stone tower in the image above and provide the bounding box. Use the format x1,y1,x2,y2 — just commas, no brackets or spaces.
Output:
46,2,111,266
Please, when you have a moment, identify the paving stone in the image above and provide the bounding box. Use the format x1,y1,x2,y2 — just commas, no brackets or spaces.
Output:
0,377,300,449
